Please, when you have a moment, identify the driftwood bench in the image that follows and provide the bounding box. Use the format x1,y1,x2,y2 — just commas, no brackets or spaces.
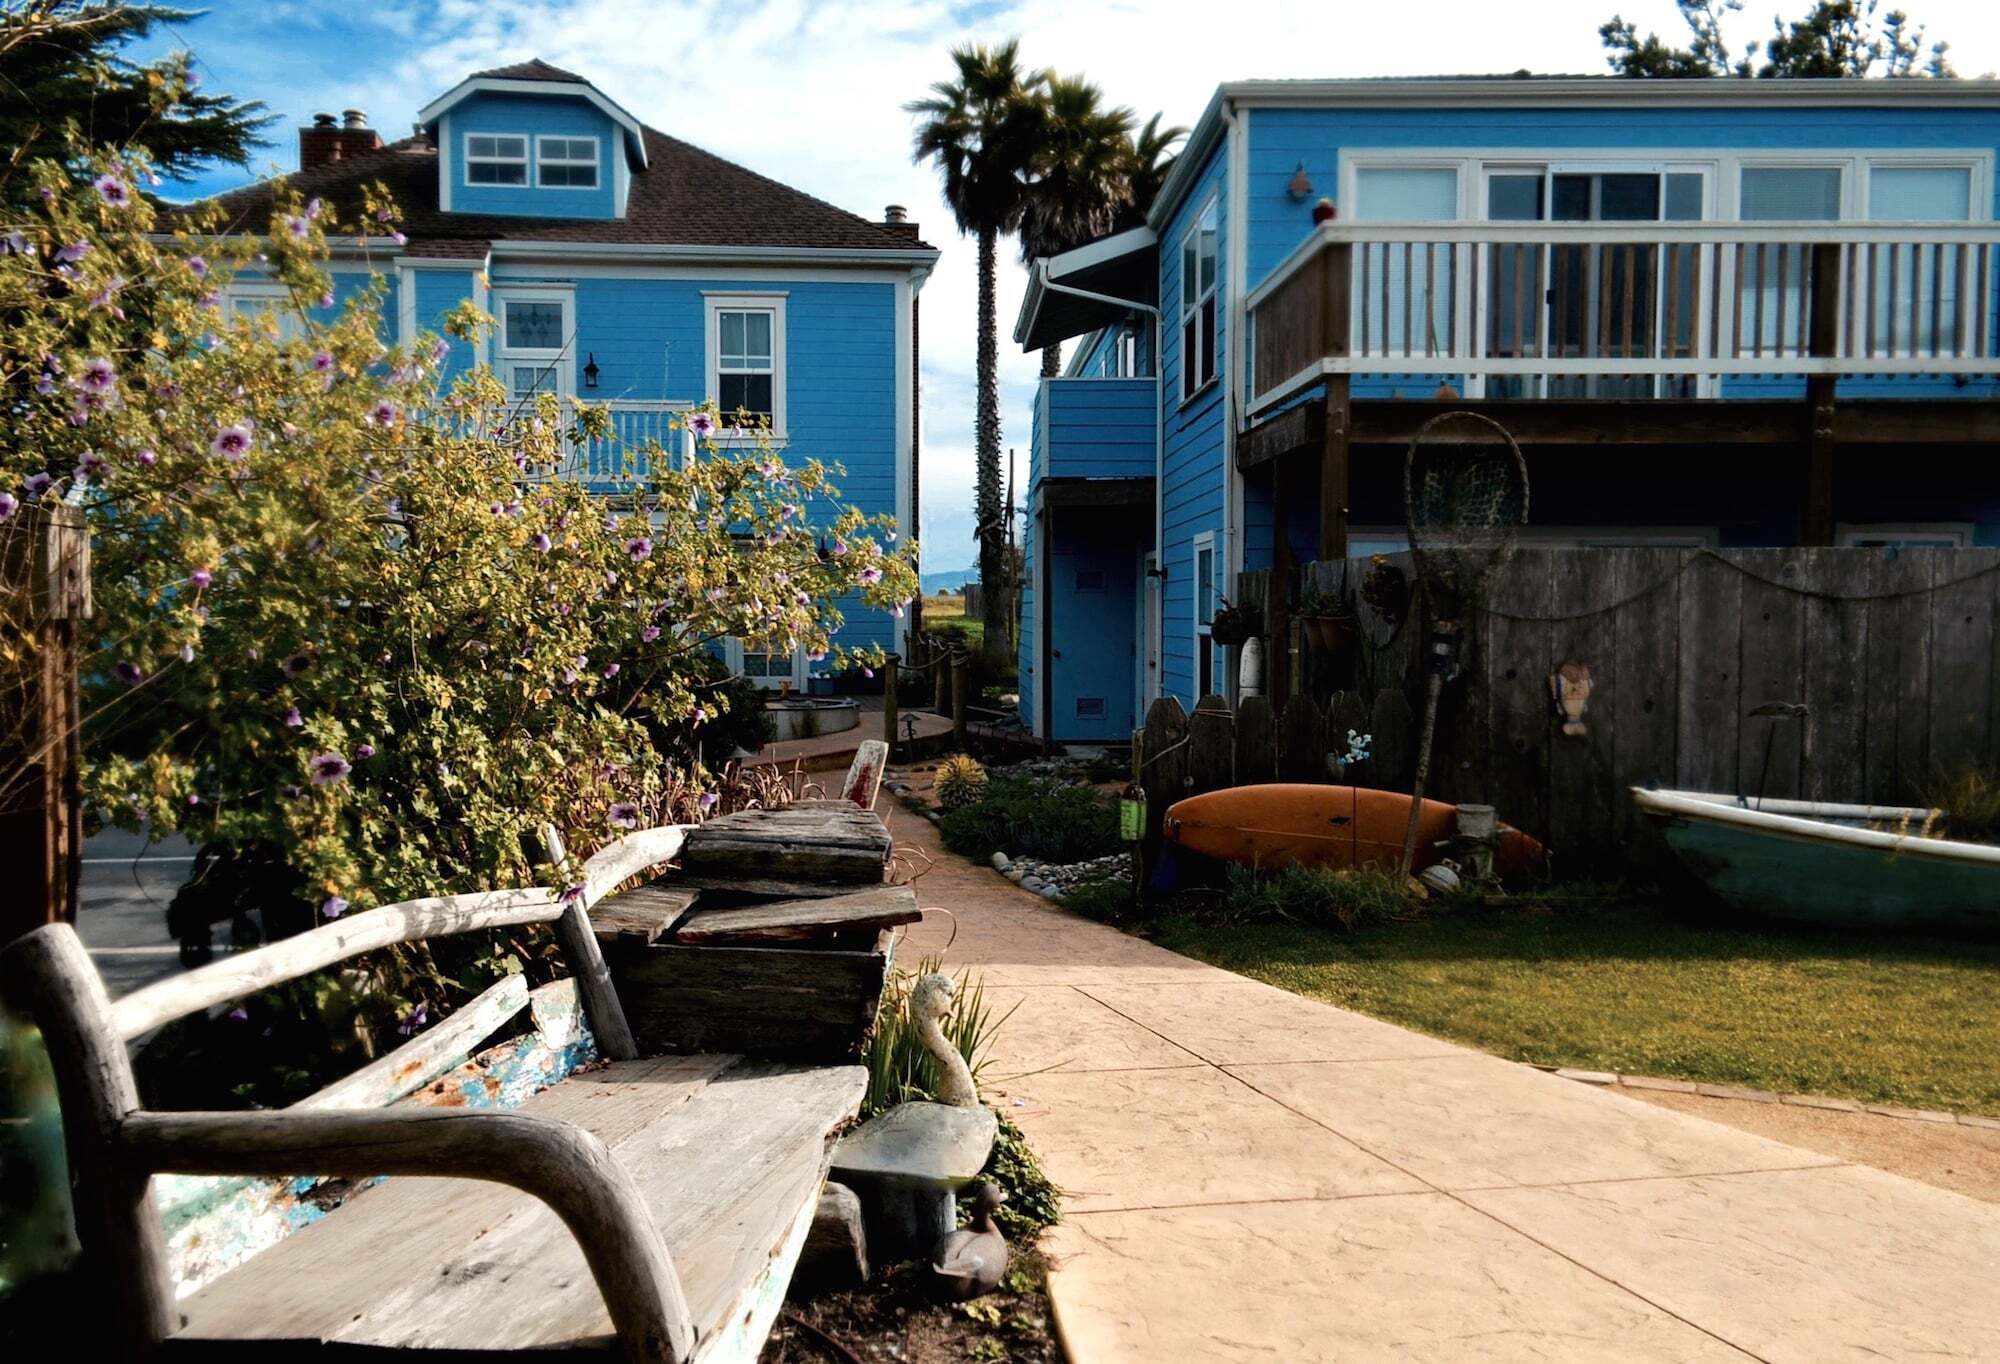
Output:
1,825,865,1362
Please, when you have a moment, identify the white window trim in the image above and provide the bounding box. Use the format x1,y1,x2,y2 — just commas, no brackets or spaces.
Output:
1179,195,1220,406
223,279,308,340
723,636,808,691
1191,530,1218,698
462,132,529,188
1837,521,1973,548
492,285,575,405
535,134,601,190
703,293,788,441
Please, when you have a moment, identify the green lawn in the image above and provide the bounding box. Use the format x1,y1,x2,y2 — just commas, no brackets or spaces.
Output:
1146,900,2000,1116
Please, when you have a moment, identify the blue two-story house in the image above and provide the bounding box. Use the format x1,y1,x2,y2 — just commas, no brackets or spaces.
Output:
1014,75,2000,744
197,60,938,686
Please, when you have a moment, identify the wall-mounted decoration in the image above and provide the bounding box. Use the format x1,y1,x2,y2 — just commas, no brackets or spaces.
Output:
1551,662,1593,736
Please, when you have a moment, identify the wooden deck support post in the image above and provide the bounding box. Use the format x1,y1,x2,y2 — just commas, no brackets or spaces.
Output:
950,653,968,749
1,505,91,944
1319,242,1353,562
1802,242,1841,547
880,652,899,765
1269,461,1294,717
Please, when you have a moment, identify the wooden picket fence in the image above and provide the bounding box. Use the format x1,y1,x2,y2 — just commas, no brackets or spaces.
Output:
1210,546,2000,872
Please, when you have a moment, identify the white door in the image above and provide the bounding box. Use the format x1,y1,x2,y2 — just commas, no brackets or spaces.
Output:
492,288,575,432
728,638,805,692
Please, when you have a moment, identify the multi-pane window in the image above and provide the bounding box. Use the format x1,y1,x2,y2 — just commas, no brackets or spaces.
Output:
1179,199,1218,401
464,134,528,186
1867,165,1972,355
537,136,599,188
494,293,570,408
227,285,307,342
1194,537,1217,697
715,306,777,428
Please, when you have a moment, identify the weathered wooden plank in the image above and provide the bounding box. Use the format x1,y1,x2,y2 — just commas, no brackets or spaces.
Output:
1608,549,1684,851
1928,549,2000,782
1276,692,1326,783
1138,696,1189,892
1188,693,1235,795
672,873,877,900
1799,549,1872,803
1484,550,1555,843
579,825,692,911
1233,694,1276,785
671,886,920,945
611,933,892,1063
1368,689,1415,793
591,882,701,946
298,974,530,1112
1863,551,1936,804
1546,548,1619,865
1732,550,1809,804
542,826,641,1064
110,888,561,1043
1674,550,1744,795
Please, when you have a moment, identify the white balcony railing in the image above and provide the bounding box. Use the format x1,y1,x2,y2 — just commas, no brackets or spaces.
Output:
1246,220,2000,413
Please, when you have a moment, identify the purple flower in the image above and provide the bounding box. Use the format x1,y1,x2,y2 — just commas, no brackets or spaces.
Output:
356,743,376,759
531,532,553,553
187,255,208,279
77,450,108,479
179,643,194,663
211,423,253,460
284,215,311,240
321,896,349,919
284,707,303,727
0,493,14,521
430,338,450,364
397,1002,427,1036
831,537,847,557
23,472,51,499
2,230,27,254
79,357,116,394
858,566,883,585
687,411,716,437
317,291,334,309
135,447,157,466
376,207,393,224
190,567,212,589
306,197,324,220
113,660,144,686
607,802,640,829
311,349,334,373
560,882,586,908
391,230,407,247
367,401,399,428
602,663,620,679
642,625,661,642
308,752,351,785
55,240,89,264
625,536,652,562
228,1006,249,1023
698,791,719,813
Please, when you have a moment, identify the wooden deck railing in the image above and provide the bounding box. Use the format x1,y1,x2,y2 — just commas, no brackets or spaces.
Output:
1246,221,2000,414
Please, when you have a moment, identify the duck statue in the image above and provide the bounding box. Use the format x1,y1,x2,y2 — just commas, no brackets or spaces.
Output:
928,1181,1010,1301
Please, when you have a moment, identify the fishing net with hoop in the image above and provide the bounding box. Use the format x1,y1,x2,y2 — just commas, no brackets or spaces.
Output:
1398,410,1530,875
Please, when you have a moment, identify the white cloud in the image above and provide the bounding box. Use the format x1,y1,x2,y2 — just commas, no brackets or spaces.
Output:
175,0,2000,569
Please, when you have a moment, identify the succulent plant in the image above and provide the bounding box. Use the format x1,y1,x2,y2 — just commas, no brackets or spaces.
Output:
934,753,989,812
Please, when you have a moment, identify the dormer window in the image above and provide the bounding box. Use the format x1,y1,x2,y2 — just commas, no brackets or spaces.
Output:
464,134,528,185
537,136,599,188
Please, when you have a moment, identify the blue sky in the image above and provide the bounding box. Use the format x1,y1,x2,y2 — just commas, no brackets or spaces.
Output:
140,0,2000,574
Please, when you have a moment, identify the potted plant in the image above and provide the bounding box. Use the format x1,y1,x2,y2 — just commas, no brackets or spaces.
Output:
1296,588,1356,654
1207,597,1263,648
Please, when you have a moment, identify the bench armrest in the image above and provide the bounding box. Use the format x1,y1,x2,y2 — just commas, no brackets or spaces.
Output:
121,1107,694,1364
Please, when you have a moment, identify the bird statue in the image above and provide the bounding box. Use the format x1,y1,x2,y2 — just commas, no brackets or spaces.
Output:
928,1181,1009,1301
911,973,980,1108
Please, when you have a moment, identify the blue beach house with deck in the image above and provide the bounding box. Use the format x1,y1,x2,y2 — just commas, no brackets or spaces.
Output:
192,60,937,685
1014,75,2000,744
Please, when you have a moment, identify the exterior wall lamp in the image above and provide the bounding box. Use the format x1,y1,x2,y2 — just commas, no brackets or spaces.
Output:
582,353,600,389
1288,162,1313,201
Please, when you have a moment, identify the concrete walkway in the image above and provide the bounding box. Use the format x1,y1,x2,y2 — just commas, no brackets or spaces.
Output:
884,802,2000,1362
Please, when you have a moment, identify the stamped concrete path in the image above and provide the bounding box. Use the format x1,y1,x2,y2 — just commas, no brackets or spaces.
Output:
885,802,2000,1362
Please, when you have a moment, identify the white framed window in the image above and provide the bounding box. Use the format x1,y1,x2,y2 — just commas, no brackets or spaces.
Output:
725,637,805,691
537,135,600,189
704,294,786,437
1192,532,1218,698
464,133,528,186
1837,522,1972,549
492,287,573,407
1179,197,1219,403
224,280,308,342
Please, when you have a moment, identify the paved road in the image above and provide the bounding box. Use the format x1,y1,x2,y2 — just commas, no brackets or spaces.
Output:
75,828,198,998
882,795,2000,1362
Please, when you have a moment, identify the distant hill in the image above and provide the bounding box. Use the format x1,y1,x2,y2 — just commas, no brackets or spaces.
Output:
920,565,979,595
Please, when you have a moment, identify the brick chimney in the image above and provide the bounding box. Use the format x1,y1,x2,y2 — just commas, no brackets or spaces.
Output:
299,109,382,171
880,204,920,241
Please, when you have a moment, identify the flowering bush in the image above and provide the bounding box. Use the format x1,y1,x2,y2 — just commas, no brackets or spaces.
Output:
1,138,918,937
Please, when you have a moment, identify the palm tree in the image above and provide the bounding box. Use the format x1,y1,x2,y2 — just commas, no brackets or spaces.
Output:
1119,113,1188,231
907,40,1045,666
1017,76,1137,377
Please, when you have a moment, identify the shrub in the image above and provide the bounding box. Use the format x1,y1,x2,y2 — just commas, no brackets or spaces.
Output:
1058,877,1132,923
1223,863,1420,931
933,753,988,812
1920,766,2000,845
939,773,1119,863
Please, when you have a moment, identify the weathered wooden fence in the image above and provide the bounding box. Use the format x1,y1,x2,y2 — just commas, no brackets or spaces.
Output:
1207,547,2000,871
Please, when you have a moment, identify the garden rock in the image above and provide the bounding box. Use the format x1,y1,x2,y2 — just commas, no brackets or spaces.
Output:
791,1181,869,1296
989,852,1010,871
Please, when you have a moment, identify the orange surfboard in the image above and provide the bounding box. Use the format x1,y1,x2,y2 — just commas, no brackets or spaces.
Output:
1162,784,1544,880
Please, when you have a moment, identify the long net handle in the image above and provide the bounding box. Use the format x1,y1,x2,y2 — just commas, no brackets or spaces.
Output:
1398,671,1444,878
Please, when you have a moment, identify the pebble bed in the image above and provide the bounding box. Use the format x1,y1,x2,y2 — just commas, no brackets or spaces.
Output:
988,850,1131,901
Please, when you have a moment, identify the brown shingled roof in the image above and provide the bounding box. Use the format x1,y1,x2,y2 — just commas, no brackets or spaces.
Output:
184,122,934,256
469,59,590,84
